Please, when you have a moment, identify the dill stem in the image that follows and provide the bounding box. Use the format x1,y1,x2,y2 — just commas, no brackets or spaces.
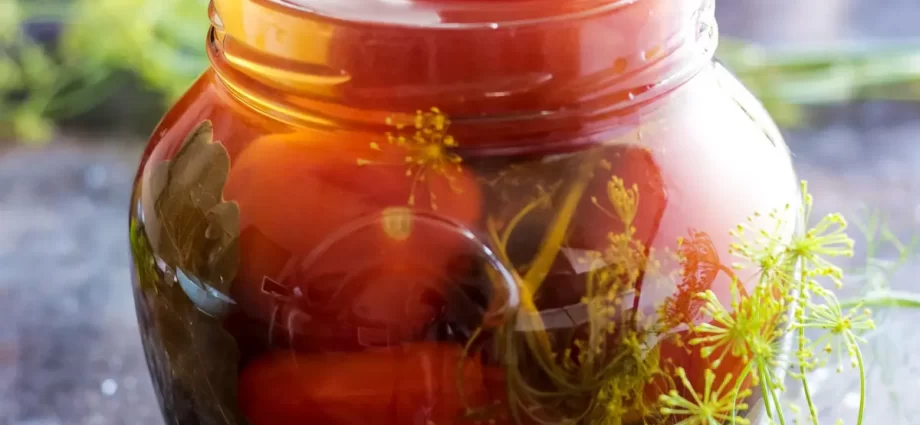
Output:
501,195,549,249
456,327,483,412
763,364,788,425
730,361,755,424
486,202,574,393
517,290,558,369
849,333,867,425
516,289,586,393
798,329,820,425
758,362,776,421
796,257,821,425
522,160,594,293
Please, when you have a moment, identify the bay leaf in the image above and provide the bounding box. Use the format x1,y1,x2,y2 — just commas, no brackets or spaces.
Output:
149,120,240,291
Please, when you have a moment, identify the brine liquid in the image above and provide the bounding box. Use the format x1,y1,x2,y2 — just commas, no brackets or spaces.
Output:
129,1,798,425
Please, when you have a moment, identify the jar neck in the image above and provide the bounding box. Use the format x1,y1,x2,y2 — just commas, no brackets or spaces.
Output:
208,0,717,152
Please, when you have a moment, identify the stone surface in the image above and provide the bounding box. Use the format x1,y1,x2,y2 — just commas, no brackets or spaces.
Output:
1,0,919,424
0,142,161,425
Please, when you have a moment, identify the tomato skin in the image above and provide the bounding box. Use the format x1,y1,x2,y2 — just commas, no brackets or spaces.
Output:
224,133,482,347
238,343,488,425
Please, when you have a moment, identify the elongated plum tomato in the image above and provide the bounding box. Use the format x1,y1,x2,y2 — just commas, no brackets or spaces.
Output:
223,132,482,347
237,343,491,425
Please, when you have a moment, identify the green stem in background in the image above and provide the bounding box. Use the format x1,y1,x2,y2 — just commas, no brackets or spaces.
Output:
849,334,868,425
717,37,920,128
840,291,920,309
719,37,920,95
844,209,919,311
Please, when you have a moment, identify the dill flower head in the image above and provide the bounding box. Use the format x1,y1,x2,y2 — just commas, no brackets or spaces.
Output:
690,283,784,371
783,182,854,288
728,205,799,289
792,291,875,373
659,367,752,425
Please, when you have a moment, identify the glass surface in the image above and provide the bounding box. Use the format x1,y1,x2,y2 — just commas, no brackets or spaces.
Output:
128,1,800,424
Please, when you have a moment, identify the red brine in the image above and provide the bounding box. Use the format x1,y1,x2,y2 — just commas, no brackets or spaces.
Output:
128,1,799,424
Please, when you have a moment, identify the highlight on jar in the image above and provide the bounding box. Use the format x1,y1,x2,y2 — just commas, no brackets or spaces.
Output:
126,1,876,425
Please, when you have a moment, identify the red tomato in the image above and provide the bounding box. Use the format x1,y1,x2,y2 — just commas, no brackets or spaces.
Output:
224,132,482,348
238,343,489,425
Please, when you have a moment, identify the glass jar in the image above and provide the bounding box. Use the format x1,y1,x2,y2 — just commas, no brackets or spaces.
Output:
128,1,800,425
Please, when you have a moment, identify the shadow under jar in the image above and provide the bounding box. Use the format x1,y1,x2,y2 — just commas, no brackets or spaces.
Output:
128,0,800,424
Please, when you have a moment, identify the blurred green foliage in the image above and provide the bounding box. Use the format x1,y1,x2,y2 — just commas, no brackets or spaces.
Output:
717,37,920,128
0,0,207,141
2,0,920,143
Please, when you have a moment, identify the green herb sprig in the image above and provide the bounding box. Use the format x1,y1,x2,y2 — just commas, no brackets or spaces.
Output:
473,153,888,425
0,0,208,142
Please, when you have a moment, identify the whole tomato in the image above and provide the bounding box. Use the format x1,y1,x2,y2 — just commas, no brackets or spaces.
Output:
237,343,491,425
224,126,482,350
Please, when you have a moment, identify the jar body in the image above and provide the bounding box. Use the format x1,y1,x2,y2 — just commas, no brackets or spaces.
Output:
128,2,799,425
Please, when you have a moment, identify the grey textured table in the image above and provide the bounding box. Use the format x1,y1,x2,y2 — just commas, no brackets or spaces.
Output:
1,1,919,424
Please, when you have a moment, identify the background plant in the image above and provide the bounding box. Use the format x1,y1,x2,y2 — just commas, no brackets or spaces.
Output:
0,0,207,141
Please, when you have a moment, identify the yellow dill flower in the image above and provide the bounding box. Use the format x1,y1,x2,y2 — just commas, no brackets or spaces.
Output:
792,291,875,373
591,174,640,230
594,334,663,425
359,107,465,210
584,171,652,301
606,176,639,227
659,368,752,425
689,282,784,372
728,205,798,289
786,182,855,287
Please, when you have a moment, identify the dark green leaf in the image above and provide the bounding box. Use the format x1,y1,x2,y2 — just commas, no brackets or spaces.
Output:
149,120,240,292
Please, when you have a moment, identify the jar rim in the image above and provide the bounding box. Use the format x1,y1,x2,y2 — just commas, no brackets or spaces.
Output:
209,0,715,149
254,0,643,30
